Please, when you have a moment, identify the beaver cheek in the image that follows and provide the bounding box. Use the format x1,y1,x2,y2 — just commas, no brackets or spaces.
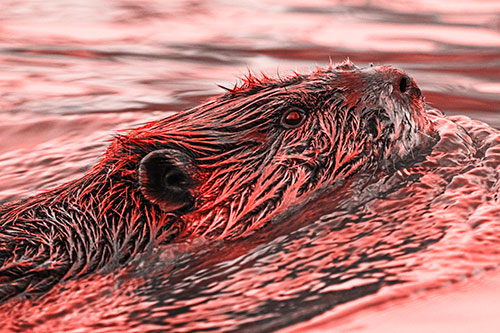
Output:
138,149,197,213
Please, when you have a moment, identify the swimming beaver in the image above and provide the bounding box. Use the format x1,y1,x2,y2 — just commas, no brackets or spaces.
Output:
0,60,433,302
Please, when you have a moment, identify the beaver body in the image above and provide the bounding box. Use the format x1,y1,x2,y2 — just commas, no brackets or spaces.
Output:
0,60,434,302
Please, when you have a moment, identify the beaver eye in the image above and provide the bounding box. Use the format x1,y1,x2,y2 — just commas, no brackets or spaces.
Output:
281,108,306,128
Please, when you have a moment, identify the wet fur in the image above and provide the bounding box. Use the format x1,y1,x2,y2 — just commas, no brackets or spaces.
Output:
0,60,433,302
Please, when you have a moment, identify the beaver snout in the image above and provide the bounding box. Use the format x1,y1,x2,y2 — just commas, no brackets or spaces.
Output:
371,65,422,99
394,72,422,98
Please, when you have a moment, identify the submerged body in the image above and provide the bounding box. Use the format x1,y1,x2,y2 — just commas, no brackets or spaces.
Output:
0,61,434,302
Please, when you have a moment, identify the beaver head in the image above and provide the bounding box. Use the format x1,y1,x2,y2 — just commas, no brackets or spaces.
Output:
104,60,433,239
0,60,433,301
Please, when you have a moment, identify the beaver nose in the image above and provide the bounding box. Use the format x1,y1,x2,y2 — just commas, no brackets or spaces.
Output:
394,72,422,97
398,75,411,94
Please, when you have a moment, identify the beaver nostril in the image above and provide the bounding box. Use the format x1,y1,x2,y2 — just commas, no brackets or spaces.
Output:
399,75,410,94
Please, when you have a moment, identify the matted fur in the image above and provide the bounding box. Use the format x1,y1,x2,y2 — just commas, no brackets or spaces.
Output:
0,60,434,302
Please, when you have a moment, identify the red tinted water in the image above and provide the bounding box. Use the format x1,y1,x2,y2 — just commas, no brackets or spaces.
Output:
0,0,499,332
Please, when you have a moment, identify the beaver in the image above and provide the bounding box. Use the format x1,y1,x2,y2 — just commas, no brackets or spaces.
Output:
0,60,434,302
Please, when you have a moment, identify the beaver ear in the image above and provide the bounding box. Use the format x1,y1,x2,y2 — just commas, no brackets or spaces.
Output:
138,149,196,212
